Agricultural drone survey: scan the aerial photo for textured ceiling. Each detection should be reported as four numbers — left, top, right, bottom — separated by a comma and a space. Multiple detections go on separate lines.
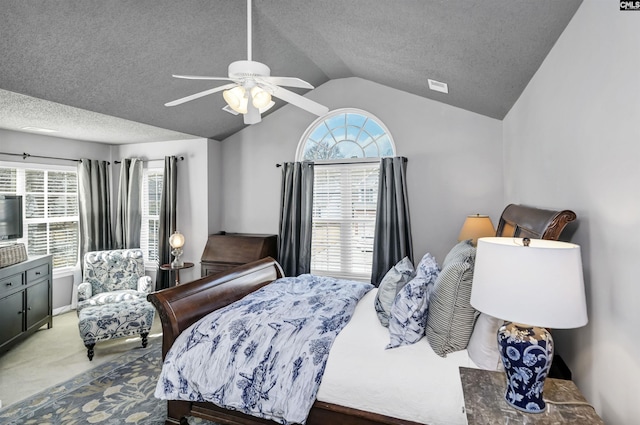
0, 0, 582, 144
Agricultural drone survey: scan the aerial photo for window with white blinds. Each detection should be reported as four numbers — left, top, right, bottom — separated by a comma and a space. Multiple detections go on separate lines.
0, 165, 79, 269
141, 168, 163, 266
311, 163, 380, 280
298, 108, 395, 281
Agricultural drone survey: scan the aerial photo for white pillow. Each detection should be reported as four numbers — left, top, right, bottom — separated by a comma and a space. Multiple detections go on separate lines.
374, 257, 415, 327
466, 313, 504, 371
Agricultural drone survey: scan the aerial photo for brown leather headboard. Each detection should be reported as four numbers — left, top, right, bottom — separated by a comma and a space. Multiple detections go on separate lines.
495, 204, 577, 241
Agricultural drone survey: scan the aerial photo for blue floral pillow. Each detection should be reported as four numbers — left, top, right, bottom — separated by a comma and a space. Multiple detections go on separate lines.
387, 253, 440, 349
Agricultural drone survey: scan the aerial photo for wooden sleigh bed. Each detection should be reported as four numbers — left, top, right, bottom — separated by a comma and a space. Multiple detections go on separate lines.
148, 204, 576, 425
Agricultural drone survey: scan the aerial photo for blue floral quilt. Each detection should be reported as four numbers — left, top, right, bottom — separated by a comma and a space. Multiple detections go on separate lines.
155, 274, 373, 424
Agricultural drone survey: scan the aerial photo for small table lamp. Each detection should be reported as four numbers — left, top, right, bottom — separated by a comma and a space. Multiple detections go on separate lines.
470, 237, 588, 414
169, 231, 185, 268
458, 214, 496, 245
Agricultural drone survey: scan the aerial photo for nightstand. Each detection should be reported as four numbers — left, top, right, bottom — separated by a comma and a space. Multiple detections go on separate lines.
159, 262, 194, 286
459, 367, 604, 424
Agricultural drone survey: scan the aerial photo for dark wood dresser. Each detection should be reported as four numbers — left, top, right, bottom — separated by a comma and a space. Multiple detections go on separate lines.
200, 233, 278, 277
0, 255, 53, 354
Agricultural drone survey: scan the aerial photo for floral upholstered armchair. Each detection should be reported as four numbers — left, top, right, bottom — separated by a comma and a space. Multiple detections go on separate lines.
77, 249, 153, 311
76, 249, 155, 360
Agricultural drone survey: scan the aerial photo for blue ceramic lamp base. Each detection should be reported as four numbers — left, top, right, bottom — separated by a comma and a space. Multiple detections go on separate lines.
498, 322, 554, 413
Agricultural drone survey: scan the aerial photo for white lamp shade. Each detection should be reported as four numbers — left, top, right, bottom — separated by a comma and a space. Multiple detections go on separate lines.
223, 86, 248, 114
169, 231, 185, 249
470, 237, 588, 329
458, 214, 495, 245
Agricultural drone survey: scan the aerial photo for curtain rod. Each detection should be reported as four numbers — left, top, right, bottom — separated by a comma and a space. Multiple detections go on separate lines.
275, 158, 408, 167
114, 156, 185, 165
0, 151, 88, 163
276, 159, 380, 167
1, 152, 186, 165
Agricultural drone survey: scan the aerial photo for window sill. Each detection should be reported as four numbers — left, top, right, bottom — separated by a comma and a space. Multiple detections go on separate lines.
311, 270, 372, 283
52, 266, 79, 279
145, 263, 159, 272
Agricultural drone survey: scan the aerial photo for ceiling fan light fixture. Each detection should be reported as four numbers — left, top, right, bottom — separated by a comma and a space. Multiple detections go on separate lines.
259, 100, 275, 114
165, 0, 329, 122
223, 86, 248, 114
236, 97, 249, 114
251, 86, 272, 109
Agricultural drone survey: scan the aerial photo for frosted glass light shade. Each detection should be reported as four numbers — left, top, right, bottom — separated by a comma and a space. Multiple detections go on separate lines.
259, 101, 275, 113
223, 86, 248, 114
251, 86, 272, 108
169, 231, 185, 249
470, 237, 588, 329
458, 214, 495, 245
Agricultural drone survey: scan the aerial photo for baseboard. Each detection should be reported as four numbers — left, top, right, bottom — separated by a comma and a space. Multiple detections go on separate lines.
53, 305, 73, 316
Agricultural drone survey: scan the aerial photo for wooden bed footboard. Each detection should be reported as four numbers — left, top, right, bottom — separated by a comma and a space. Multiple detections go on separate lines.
148, 256, 284, 358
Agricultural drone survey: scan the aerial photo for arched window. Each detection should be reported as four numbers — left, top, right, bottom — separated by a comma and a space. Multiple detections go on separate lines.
297, 109, 395, 161
297, 109, 395, 280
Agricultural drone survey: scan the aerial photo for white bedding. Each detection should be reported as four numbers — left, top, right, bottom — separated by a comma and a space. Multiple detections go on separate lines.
316, 289, 478, 425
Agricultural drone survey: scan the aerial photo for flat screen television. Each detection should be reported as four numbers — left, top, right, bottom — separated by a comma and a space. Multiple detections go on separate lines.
0, 195, 24, 241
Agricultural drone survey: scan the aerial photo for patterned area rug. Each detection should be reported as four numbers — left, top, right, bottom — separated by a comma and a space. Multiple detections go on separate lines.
0, 344, 219, 425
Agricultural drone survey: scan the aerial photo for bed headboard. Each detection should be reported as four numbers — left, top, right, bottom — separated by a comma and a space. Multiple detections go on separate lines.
495, 204, 576, 241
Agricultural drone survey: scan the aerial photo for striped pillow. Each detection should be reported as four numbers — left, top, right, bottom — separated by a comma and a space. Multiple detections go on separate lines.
425, 240, 479, 357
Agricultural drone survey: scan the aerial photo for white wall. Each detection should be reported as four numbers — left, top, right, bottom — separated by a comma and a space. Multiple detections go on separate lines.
221, 77, 503, 263
0, 129, 113, 310
0, 129, 113, 166
503, 1, 639, 423
1, 130, 222, 307
207, 141, 223, 232
116, 138, 222, 284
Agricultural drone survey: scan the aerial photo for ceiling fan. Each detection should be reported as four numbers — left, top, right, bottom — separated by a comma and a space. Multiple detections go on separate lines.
165, 0, 329, 125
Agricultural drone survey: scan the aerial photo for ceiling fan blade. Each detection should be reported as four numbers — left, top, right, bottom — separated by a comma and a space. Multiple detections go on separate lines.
165, 83, 237, 107
172, 74, 234, 81
270, 86, 329, 117
222, 104, 240, 115
244, 101, 261, 124
257, 76, 314, 89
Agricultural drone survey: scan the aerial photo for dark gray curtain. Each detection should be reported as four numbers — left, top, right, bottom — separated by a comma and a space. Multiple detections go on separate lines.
156, 156, 178, 290
77, 159, 113, 263
115, 158, 142, 249
371, 157, 413, 286
278, 162, 314, 277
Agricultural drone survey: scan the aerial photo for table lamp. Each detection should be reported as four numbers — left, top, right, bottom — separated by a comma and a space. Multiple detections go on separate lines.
470, 237, 587, 413
458, 214, 496, 245
169, 231, 185, 268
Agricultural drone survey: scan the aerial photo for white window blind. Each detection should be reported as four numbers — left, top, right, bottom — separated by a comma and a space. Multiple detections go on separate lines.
298, 109, 395, 281
0, 165, 79, 269
141, 168, 163, 265
311, 162, 379, 280
0, 167, 17, 192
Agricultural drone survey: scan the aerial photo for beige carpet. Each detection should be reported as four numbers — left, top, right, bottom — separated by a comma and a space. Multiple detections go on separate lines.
0, 310, 162, 408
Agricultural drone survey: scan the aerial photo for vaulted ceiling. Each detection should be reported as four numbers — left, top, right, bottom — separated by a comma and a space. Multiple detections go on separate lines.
0, 0, 582, 144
